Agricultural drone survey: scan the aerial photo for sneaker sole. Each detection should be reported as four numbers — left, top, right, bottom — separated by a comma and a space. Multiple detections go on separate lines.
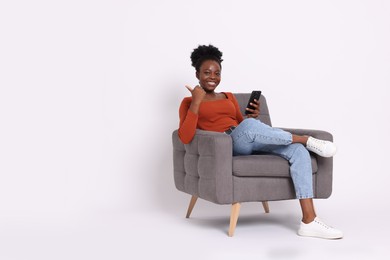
298, 230, 343, 239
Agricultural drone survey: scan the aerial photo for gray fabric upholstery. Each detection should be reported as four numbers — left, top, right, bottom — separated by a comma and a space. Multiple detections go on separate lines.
233, 154, 318, 177
172, 130, 233, 204
172, 93, 334, 205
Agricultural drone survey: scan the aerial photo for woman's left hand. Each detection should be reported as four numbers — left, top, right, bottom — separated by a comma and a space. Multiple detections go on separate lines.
246, 99, 260, 118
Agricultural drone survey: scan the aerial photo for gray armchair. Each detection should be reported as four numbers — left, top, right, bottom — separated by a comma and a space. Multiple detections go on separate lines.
172, 93, 333, 236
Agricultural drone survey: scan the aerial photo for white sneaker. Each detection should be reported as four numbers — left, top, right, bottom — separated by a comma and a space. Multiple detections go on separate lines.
306, 137, 337, 157
298, 217, 343, 239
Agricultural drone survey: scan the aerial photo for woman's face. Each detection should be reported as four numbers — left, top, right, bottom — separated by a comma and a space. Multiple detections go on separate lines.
196, 60, 221, 93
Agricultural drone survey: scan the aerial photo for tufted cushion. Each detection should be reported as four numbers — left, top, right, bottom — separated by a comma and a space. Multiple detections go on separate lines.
172, 130, 234, 204
232, 154, 318, 177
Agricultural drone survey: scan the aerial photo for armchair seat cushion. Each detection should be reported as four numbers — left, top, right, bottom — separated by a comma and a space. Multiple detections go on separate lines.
232, 154, 318, 178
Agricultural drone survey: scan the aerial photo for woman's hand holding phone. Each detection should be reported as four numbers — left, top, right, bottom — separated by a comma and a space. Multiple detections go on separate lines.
245, 90, 261, 118
246, 99, 260, 118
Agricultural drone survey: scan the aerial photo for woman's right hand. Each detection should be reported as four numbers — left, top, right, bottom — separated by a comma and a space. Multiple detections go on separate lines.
185, 85, 206, 104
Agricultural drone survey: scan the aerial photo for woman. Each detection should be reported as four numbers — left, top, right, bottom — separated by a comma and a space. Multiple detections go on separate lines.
178, 44, 343, 239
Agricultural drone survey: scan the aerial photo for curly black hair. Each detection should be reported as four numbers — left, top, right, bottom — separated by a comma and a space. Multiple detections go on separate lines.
190, 44, 223, 72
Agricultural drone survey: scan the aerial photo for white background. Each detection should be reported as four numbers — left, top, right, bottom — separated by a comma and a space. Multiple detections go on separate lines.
1, 0, 389, 259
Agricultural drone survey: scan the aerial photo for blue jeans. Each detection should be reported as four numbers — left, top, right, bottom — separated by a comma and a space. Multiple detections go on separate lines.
229, 118, 313, 199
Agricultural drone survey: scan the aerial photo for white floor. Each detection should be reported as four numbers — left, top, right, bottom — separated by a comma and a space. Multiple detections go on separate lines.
1, 196, 389, 260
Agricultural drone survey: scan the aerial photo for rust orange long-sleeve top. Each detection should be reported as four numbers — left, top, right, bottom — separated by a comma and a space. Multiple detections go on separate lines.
178, 92, 244, 144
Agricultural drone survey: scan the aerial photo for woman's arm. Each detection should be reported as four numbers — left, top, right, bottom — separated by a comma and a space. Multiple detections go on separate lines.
178, 85, 206, 144
178, 98, 198, 144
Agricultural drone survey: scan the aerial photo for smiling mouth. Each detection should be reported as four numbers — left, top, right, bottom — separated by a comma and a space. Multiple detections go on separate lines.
206, 81, 217, 86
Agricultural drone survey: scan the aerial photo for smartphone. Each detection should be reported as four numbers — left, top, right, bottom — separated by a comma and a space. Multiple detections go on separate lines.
245, 90, 262, 115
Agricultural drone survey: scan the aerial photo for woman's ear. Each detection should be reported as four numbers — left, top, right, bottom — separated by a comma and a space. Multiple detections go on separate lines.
196, 71, 199, 79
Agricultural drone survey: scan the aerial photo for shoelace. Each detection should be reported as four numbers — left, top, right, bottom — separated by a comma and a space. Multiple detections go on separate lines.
315, 219, 333, 229
308, 139, 326, 152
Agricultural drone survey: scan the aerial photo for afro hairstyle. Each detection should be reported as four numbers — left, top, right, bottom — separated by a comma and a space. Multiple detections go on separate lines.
190, 44, 223, 72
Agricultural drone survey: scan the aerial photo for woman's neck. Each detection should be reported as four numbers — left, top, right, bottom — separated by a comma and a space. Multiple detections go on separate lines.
203, 92, 226, 101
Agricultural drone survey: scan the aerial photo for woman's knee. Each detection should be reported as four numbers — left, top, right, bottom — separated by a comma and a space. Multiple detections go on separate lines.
290, 143, 311, 160
239, 118, 269, 131
240, 118, 257, 128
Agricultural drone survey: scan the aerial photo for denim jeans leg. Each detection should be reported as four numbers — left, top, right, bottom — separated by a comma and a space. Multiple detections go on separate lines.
262, 144, 314, 199
230, 118, 293, 156
230, 118, 313, 199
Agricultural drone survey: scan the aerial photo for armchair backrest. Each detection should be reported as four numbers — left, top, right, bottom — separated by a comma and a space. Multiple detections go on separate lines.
233, 93, 272, 126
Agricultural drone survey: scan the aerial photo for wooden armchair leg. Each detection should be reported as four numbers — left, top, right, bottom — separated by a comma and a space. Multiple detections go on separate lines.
262, 201, 270, 213
186, 195, 198, 218
228, 202, 241, 237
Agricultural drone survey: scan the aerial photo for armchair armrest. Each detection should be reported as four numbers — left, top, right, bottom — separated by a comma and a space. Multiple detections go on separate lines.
279, 127, 334, 198
172, 129, 234, 204
278, 127, 333, 142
